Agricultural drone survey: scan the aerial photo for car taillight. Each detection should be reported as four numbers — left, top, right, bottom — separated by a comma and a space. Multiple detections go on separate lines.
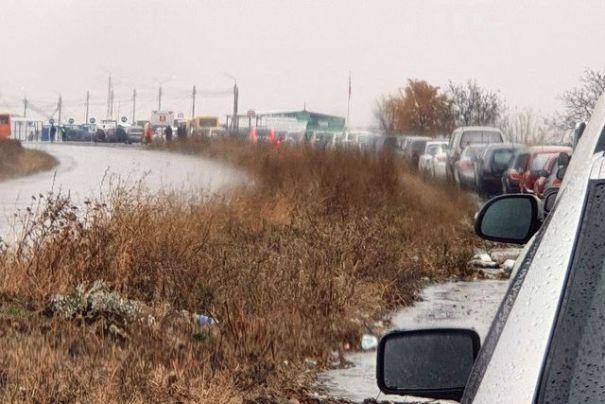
460, 160, 472, 170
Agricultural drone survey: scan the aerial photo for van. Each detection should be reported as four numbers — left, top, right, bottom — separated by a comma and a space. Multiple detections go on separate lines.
446, 126, 504, 183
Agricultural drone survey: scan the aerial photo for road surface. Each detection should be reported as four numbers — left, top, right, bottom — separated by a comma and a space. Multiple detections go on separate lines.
0, 142, 244, 241
318, 280, 509, 403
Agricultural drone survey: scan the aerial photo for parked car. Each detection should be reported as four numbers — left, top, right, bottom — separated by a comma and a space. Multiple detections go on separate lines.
402, 137, 431, 168
532, 154, 557, 198
375, 92, 605, 403
535, 152, 572, 198
374, 135, 400, 154
310, 131, 335, 150
501, 149, 530, 193
446, 126, 505, 183
430, 143, 449, 178
418, 141, 448, 173
453, 144, 487, 189
126, 126, 143, 143
474, 143, 525, 196
518, 145, 572, 193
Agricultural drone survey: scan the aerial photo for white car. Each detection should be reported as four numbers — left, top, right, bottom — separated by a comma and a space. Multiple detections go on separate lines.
375, 93, 603, 403
418, 141, 448, 174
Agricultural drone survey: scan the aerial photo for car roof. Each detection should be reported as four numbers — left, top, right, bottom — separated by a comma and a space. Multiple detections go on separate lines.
483, 142, 526, 151
458, 126, 503, 133
528, 145, 572, 154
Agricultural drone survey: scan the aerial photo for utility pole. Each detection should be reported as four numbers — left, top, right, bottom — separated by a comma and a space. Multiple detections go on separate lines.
158, 86, 162, 110
106, 74, 112, 119
85, 90, 90, 124
191, 85, 196, 120
23, 97, 28, 118
232, 83, 239, 129
132, 88, 136, 124
110, 88, 114, 119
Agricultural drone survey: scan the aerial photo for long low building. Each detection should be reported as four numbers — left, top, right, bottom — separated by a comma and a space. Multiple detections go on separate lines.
228, 109, 345, 137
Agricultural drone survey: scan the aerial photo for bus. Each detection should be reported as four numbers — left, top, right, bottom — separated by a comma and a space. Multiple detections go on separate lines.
188, 116, 222, 137
0, 113, 11, 140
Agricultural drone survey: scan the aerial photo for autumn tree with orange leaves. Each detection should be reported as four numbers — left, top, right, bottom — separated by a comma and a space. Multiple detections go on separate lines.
375, 79, 453, 136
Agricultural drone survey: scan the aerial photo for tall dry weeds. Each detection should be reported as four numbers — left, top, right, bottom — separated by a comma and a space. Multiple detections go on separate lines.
0, 139, 477, 402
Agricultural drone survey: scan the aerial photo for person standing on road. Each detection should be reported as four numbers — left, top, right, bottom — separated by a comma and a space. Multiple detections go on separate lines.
50, 124, 56, 142
143, 122, 153, 144
164, 125, 173, 143
177, 123, 186, 141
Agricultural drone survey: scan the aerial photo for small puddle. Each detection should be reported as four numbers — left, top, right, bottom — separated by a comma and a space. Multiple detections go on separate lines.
317, 280, 509, 403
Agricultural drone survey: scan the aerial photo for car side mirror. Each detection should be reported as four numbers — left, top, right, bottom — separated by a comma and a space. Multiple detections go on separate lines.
377, 329, 480, 402
475, 194, 542, 244
557, 152, 570, 167
556, 165, 567, 181
543, 188, 558, 215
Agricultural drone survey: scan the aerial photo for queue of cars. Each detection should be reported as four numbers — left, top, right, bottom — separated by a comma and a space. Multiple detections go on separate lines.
374, 95, 601, 404
407, 125, 574, 200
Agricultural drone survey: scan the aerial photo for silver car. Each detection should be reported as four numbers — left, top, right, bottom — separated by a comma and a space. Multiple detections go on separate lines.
376, 93, 605, 402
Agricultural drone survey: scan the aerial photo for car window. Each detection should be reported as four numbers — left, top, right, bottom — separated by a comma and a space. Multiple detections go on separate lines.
537, 181, 605, 403
492, 149, 514, 168
461, 131, 503, 145
514, 153, 529, 171
530, 153, 555, 171
426, 144, 441, 156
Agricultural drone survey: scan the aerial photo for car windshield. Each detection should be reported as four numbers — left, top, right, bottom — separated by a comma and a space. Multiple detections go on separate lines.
514, 153, 529, 171
492, 149, 514, 168
426, 144, 442, 156
530, 153, 556, 171
461, 131, 503, 145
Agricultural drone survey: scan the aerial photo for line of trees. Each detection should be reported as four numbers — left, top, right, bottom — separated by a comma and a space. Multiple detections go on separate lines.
376, 68, 605, 144
375, 79, 506, 136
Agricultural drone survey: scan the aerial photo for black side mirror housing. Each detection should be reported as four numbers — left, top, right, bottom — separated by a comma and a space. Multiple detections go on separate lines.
376, 328, 480, 402
556, 165, 567, 181
543, 188, 559, 215
475, 194, 542, 244
557, 152, 570, 167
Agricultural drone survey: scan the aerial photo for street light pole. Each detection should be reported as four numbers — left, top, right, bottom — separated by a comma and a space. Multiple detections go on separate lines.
232, 83, 239, 129
158, 86, 162, 111
191, 85, 196, 120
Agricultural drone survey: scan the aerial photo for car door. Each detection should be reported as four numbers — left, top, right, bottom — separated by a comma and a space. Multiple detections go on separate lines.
462, 96, 605, 403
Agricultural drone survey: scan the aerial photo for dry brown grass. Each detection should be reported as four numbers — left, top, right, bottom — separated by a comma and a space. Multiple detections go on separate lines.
0, 138, 478, 402
0, 139, 57, 180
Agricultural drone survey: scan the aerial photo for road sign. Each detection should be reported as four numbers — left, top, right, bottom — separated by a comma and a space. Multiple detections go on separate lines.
150, 110, 175, 126
49, 118, 55, 125
247, 109, 256, 118
68, 118, 75, 125
121, 116, 128, 123
89, 117, 96, 124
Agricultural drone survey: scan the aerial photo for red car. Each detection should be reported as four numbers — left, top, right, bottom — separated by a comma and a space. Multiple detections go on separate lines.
533, 154, 560, 198
519, 146, 572, 194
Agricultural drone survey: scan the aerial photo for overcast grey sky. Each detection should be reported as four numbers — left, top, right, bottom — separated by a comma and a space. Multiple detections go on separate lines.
1, 0, 604, 126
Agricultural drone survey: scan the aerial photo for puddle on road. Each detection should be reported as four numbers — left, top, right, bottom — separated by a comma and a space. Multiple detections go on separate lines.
317, 280, 509, 403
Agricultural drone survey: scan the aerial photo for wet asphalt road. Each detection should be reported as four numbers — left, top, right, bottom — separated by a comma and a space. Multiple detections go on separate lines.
318, 280, 509, 403
0, 142, 244, 241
